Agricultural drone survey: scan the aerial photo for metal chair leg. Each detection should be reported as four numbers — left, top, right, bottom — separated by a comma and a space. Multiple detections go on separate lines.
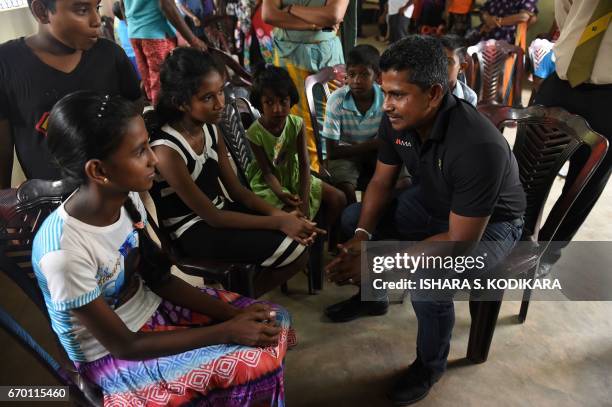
518, 264, 537, 323
307, 237, 324, 294
518, 293, 531, 323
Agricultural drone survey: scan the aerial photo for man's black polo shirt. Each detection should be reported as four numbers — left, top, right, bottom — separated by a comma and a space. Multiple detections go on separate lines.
378, 93, 526, 222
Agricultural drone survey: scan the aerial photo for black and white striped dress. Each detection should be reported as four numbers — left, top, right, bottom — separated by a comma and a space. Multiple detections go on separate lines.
150, 123, 306, 268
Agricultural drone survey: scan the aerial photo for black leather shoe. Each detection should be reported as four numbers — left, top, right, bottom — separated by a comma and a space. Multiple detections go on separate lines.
324, 294, 388, 322
388, 359, 439, 405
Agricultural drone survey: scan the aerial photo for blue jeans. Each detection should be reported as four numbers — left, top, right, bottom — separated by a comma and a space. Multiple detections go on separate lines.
341, 186, 523, 375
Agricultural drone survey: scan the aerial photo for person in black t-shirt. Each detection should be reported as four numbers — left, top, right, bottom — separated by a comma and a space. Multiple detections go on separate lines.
325, 35, 526, 405
0, 0, 142, 188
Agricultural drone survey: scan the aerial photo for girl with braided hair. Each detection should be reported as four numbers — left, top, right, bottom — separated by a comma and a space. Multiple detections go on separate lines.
32, 90, 294, 406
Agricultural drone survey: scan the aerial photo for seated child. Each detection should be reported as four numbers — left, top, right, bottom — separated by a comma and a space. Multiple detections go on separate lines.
440, 35, 478, 106
150, 48, 324, 264
33, 90, 293, 406
246, 64, 346, 225
321, 45, 384, 204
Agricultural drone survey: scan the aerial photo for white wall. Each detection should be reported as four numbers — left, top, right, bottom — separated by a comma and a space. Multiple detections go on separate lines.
0, 7, 37, 42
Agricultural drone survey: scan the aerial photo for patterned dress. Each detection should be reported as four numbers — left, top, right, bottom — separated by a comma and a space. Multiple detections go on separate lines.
245, 3, 275, 70
480, 0, 538, 44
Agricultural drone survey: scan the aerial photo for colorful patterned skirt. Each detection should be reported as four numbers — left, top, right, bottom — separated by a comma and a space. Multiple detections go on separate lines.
76, 288, 296, 406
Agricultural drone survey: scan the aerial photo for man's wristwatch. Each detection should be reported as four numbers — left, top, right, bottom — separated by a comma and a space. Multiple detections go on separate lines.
355, 227, 372, 240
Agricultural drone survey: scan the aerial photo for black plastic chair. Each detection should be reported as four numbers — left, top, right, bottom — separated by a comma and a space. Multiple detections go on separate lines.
466, 105, 609, 363
0, 179, 102, 406
467, 40, 525, 107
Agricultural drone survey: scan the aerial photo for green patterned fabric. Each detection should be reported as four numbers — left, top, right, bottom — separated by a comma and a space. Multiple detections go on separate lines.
246, 114, 322, 219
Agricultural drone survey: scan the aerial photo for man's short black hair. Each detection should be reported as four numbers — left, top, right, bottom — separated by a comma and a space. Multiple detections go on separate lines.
28, 0, 56, 12
379, 35, 448, 93
440, 34, 468, 61
347, 44, 381, 73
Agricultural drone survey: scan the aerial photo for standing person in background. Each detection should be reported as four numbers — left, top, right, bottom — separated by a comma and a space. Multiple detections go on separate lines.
245, 0, 275, 69
341, 0, 358, 55
535, 0, 612, 276
263, 0, 349, 174
357, 0, 365, 37
376, 0, 389, 43
227, 0, 256, 59
122, 0, 207, 105
479, 0, 538, 44
387, 0, 413, 43
112, 1, 140, 79
445, 0, 473, 36
0, 0, 141, 188
177, 0, 215, 40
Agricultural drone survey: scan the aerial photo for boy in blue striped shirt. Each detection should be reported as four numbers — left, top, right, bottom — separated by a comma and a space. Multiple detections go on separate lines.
322, 45, 384, 204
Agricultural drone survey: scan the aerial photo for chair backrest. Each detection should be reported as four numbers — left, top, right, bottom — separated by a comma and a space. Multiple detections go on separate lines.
235, 96, 261, 130
0, 179, 102, 406
304, 64, 346, 164
467, 40, 525, 107
219, 87, 257, 187
0, 180, 76, 314
477, 105, 609, 245
463, 52, 478, 94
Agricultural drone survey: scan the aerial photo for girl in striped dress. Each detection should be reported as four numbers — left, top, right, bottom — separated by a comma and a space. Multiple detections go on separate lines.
149, 47, 325, 266
33, 90, 295, 406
